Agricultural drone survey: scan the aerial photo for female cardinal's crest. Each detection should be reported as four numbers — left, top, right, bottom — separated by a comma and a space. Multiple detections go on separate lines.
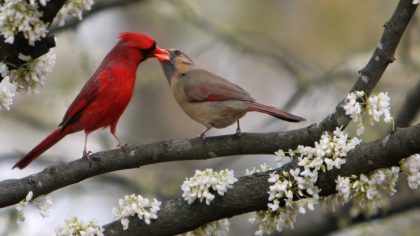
119, 32, 155, 50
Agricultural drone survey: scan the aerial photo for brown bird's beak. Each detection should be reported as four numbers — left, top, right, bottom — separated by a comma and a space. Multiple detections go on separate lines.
154, 47, 170, 62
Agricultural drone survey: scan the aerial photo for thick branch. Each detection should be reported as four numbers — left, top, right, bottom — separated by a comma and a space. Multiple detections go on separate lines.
303, 0, 417, 132
394, 79, 420, 128
0, 130, 315, 208
0, 0, 416, 210
101, 124, 420, 236
0, 0, 66, 82
50, 0, 146, 33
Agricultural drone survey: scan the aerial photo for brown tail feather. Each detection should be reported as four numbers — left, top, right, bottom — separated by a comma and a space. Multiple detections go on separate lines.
13, 128, 66, 169
246, 102, 306, 122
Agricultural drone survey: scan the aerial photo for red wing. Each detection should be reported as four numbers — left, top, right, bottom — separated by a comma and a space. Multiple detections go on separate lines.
184, 70, 255, 102
59, 69, 109, 128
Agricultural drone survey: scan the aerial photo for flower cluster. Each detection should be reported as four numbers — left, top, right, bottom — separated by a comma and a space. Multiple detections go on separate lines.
336, 167, 399, 217
183, 219, 230, 236
343, 91, 393, 135
367, 92, 392, 123
112, 194, 161, 230
400, 154, 420, 190
16, 191, 53, 224
0, 87, 14, 110
267, 171, 295, 211
308, 128, 360, 170
7, 50, 56, 94
55, 216, 103, 236
343, 91, 365, 122
36, 194, 53, 218
0, 0, 49, 45
279, 127, 360, 175
245, 163, 273, 176
249, 203, 298, 236
181, 169, 238, 205
249, 127, 360, 235
16, 191, 33, 224
0, 62, 9, 77
266, 170, 318, 211
55, 0, 94, 26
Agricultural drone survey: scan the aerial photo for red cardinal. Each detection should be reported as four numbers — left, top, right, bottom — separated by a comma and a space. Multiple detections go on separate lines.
154, 49, 306, 138
13, 32, 167, 169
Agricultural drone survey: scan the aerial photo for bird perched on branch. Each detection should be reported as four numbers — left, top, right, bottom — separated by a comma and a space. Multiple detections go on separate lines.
13, 32, 167, 169
154, 49, 305, 139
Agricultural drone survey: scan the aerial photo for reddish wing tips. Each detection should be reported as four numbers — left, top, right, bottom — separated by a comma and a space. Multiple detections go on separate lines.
154, 47, 170, 62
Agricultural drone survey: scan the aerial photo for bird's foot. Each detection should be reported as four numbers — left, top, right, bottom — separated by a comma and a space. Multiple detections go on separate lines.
83, 150, 93, 168
235, 120, 241, 136
83, 150, 93, 160
117, 143, 128, 149
199, 125, 212, 141
117, 143, 128, 155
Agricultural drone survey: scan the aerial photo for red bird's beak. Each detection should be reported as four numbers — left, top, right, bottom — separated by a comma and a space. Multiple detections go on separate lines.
154, 47, 170, 62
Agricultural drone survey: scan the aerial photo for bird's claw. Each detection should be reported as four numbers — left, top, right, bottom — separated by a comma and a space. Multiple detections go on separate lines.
199, 133, 206, 141
235, 128, 241, 136
117, 143, 128, 151
83, 150, 93, 160
83, 150, 93, 167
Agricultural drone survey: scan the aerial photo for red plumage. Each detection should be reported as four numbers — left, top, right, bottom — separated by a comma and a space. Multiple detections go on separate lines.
13, 32, 159, 169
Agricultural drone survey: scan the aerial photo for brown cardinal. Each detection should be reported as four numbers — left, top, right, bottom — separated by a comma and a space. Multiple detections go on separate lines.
154, 49, 306, 138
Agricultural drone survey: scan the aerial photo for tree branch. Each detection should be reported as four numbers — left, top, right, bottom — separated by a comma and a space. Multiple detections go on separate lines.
101, 124, 420, 236
0, 0, 66, 82
50, 0, 147, 33
394, 79, 420, 128
0, 130, 323, 208
0, 0, 416, 211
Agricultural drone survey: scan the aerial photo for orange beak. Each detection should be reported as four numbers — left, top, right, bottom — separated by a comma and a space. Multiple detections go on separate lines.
154, 47, 170, 62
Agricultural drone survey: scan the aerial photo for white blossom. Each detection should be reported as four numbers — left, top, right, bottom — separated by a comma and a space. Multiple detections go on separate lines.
267, 172, 293, 209
112, 194, 161, 230
250, 204, 299, 235
335, 167, 400, 217
366, 92, 392, 124
55, 216, 104, 236
16, 191, 53, 224
16, 191, 33, 224
336, 176, 351, 201
400, 154, 420, 190
266, 127, 359, 224
0, 0, 49, 45
343, 91, 394, 135
343, 91, 364, 122
55, 0, 94, 26
245, 163, 273, 176
182, 219, 230, 236
37, 195, 53, 218
0, 87, 14, 110
181, 169, 238, 205
413, 0, 420, 5
259, 127, 361, 235
0, 62, 9, 77
274, 150, 292, 168
8, 50, 56, 94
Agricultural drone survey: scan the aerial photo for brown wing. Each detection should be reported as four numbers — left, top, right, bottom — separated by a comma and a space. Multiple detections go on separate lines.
183, 69, 255, 102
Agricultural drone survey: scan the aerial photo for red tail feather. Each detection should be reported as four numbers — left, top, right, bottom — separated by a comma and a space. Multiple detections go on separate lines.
246, 102, 305, 122
13, 128, 67, 169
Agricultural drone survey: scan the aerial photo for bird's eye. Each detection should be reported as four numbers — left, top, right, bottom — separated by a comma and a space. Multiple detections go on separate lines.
174, 50, 181, 56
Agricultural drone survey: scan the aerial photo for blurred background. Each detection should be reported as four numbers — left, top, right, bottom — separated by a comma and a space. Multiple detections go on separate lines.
1, 0, 420, 235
